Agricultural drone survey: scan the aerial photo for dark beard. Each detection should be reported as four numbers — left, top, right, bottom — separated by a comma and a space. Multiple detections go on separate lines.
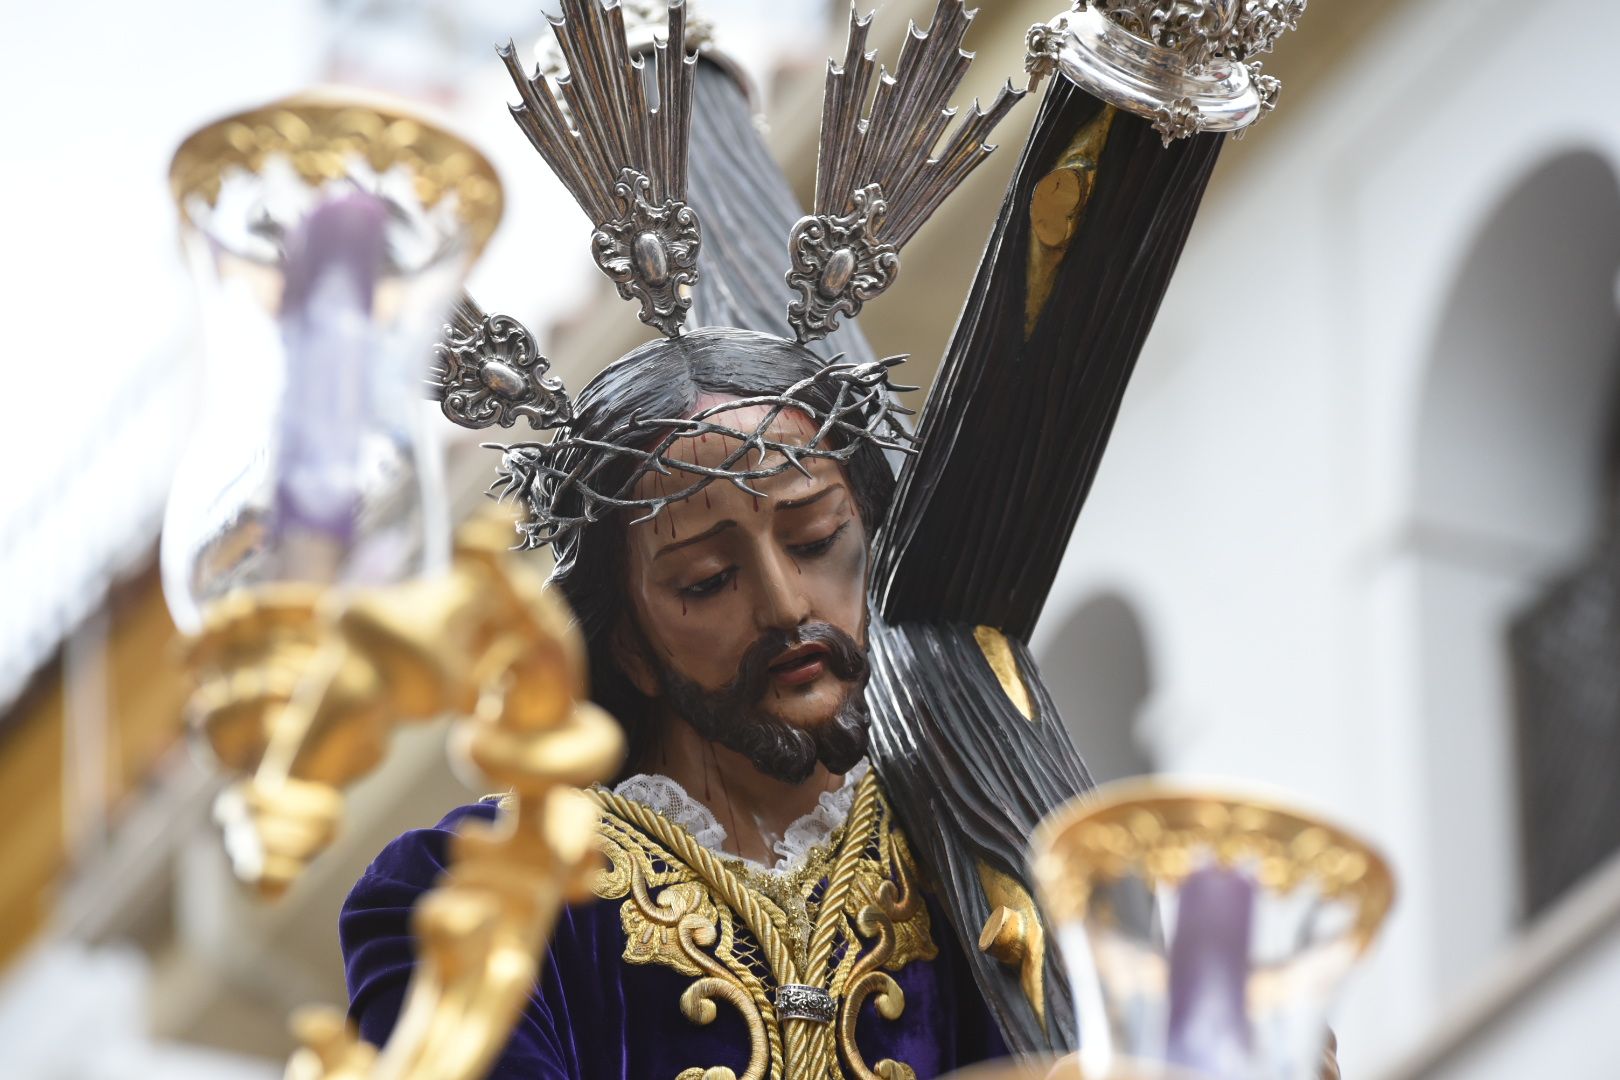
654, 623, 871, 785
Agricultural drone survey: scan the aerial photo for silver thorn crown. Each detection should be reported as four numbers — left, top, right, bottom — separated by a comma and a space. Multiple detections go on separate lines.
422, 298, 922, 554
492, 355, 920, 552
787, 0, 1026, 343
500, 0, 701, 337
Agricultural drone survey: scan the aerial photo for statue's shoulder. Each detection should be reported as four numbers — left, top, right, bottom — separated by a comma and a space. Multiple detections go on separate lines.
349, 800, 503, 901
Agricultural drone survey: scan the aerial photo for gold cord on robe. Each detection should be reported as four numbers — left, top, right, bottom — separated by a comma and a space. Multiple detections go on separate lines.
590, 773, 938, 1079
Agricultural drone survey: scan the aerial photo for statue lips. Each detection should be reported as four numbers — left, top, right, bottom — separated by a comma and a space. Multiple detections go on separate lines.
768, 642, 831, 687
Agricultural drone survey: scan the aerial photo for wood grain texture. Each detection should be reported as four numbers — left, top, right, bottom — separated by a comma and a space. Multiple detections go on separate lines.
862, 79, 1224, 1055
867, 618, 1093, 1053
872, 79, 1224, 639
685, 62, 876, 367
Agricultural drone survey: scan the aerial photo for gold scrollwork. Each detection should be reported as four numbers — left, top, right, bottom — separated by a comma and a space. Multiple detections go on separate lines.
674, 912, 771, 1080
835, 878, 918, 1080
596, 809, 783, 1078
592, 775, 938, 1080
828, 793, 933, 1080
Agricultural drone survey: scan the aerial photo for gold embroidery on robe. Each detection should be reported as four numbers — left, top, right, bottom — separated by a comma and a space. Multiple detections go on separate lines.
588, 773, 937, 1080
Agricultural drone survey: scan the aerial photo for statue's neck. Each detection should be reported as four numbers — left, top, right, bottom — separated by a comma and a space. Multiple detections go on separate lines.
646, 719, 842, 868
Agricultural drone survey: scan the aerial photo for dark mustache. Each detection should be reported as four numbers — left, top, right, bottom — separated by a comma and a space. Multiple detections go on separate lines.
715, 623, 868, 708
652, 621, 872, 784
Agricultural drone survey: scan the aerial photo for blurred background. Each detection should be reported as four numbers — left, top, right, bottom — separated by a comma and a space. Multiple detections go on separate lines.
1, 0, 1617, 1076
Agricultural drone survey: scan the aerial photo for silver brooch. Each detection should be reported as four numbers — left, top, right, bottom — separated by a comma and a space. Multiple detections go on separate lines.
775, 984, 836, 1025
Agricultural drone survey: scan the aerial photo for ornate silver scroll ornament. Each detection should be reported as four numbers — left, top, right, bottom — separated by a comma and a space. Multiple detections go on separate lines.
775, 984, 837, 1025
1028, 0, 1307, 146
592, 169, 702, 337
786, 0, 1027, 343
499, 0, 701, 338
430, 296, 573, 431
786, 185, 899, 342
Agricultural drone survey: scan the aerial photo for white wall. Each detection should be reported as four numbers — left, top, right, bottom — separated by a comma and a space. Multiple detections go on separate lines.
1034, 0, 1620, 1074
1428, 920, 1620, 1080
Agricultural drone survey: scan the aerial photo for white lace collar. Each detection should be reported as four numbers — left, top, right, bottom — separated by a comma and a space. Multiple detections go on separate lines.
610, 760, 870, 877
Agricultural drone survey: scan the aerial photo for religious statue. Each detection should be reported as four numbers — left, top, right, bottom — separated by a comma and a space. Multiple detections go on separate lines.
339, 1, 1310, 1076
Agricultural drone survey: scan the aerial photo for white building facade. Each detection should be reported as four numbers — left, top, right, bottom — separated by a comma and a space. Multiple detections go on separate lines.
1033, 0, 1620, 1074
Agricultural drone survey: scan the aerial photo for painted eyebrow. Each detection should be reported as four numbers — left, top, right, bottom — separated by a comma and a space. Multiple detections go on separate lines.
653, 519, 737, 561
651, 483, 845, 560
776, 483, 845, 511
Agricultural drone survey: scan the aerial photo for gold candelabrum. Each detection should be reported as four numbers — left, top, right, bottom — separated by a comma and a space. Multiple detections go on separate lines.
191, 518, 625, 1080
166, 91, 623, 1080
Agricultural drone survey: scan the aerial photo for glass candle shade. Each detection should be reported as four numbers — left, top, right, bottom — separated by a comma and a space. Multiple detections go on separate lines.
1032, 782, 1394, 1080
162, 93, 502, 633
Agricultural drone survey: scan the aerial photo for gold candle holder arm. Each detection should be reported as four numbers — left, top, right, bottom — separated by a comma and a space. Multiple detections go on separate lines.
277, 519, 624, 1080
212, 517, 585, 895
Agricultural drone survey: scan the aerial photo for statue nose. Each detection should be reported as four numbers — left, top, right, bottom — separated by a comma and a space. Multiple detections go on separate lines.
756, 549, 811, 630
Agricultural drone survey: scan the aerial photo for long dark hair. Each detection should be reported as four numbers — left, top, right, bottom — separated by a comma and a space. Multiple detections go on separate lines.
546, 326, 896, 778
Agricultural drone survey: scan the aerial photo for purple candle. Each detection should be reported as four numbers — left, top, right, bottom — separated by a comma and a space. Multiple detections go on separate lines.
272, 193, 390, 552
1166, 866, 1256, 1077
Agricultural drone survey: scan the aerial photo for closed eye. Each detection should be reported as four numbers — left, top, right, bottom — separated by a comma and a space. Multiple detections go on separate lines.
788, 521, 850, 559
679, 568, 734, 598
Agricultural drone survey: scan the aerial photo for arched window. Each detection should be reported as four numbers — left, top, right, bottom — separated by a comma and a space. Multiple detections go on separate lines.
1412, 149, 1620, 942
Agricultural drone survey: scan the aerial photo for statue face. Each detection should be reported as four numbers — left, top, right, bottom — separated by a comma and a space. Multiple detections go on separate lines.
616, 399, 871, 779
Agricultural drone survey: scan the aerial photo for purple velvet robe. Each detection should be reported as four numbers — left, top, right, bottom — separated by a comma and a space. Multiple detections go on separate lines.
342, 800, 1009, 1078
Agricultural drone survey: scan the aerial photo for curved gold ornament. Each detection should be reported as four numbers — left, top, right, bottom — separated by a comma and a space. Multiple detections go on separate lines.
1024, 106, 1116, 340
834, 876, 920, 1080
975, 861, 1046, 1033
186, 510, 623, 1080
171, 92, 503, 254
644, 866, 772, 1080
287, 563, 621, 1080
190, 516, 582, 894
184, 585, 326, 776
594, 801, 787, 1078
674, 913, 770, 1080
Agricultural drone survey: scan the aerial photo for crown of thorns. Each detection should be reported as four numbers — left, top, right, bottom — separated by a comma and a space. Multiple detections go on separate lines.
491, 350, 915, 551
